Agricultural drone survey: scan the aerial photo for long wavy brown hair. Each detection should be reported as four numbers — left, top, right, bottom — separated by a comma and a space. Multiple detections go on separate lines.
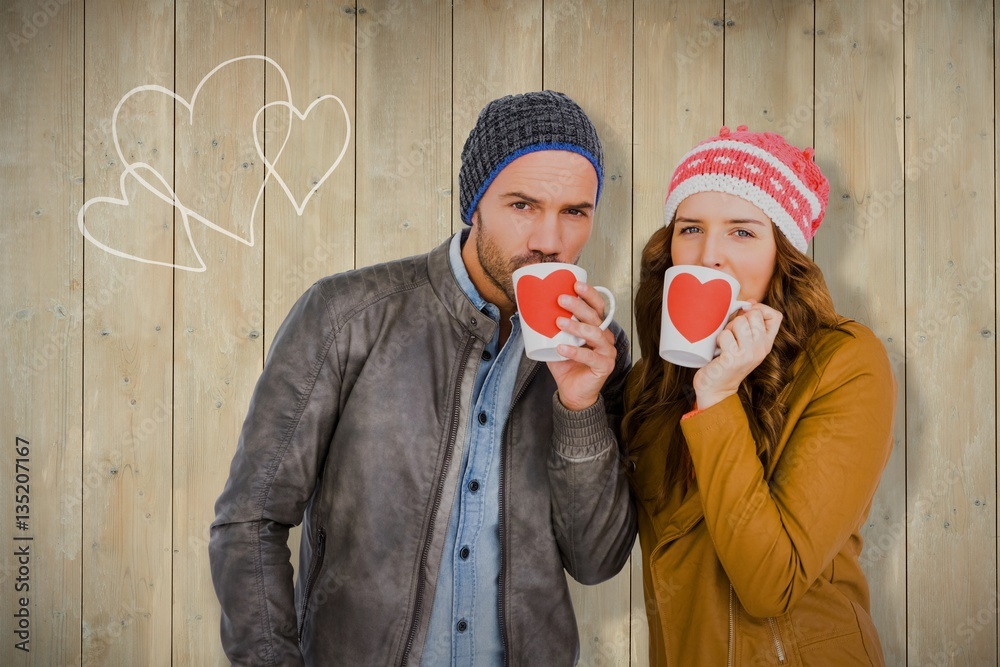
622, 221, 840, 506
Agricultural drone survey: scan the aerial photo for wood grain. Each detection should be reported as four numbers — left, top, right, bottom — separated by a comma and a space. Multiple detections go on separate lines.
725, 0, 815, 150
355, 0, 452, 265
813, 1, 907, 662
0, 1, 83, 664
81, 1, 175, 664
905, 1, 996, 664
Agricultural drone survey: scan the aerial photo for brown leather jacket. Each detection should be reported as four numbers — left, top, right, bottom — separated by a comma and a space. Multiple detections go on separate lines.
209, 238, 636, 666
630, 320, 895, 666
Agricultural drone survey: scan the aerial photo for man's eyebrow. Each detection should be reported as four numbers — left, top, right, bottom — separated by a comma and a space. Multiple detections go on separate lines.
500, 191, 542, 204
500, 191, 594, 210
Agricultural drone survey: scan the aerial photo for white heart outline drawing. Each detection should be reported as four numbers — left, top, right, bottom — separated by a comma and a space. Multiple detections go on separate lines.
251, 95, 352, 216
109, 54, 294, 248
77, 163, 207, 272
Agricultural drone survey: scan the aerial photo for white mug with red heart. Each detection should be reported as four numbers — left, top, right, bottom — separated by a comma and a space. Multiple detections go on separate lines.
512, 263, 616, 362
659, 265, 751, 368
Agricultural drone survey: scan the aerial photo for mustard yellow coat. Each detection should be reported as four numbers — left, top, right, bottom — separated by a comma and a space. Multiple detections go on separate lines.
631, 320, 896, 666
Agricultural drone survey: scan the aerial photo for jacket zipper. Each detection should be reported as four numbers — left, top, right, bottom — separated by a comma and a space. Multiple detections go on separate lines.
727, 584, 735, 667
727, 585, 788, 666
497, 363, 540, 667
766, 616, 787, 664
399, 335, 475, 666
298, 527, 327, 644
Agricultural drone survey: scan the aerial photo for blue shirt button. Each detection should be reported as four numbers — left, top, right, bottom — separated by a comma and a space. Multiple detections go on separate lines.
457, 619, 468, 633
468, 480, 480, 493
478, 412, 488, 425
460, 546, 470, 560
482, 350, 492, 360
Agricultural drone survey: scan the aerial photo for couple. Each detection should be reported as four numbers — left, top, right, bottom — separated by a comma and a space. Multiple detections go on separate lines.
209, 91, 895, 666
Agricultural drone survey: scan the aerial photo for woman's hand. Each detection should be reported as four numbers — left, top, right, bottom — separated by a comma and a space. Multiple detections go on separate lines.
693, 301, 782, 410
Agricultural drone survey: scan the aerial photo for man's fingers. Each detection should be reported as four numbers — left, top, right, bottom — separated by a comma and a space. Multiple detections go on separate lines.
558, 283, 607, 327
555, 316, 615, 351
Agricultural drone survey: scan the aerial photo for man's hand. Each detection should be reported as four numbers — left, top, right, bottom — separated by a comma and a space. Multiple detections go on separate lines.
547, 281, 618, 411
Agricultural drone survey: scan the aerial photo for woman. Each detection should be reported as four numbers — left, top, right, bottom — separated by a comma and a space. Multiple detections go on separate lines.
624, 126, 895, 666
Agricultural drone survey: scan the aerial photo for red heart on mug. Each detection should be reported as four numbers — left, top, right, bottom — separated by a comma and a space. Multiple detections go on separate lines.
666, 273, 733, 343
516, 269, 577, 337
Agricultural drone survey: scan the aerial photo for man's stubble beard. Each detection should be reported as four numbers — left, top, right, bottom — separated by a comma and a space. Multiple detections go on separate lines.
474, 210, 559, 304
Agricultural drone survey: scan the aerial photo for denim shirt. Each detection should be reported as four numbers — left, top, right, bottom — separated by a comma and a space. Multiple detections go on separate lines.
421, 231, 523, 666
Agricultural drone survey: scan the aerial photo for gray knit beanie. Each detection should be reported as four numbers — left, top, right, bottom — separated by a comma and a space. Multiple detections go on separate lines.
459, 90, 604, 224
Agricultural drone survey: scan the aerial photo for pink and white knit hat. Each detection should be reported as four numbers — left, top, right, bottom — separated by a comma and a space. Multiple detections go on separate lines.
663, 125, 830, 253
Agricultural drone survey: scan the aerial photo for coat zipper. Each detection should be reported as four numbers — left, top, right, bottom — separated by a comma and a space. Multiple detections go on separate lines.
497, 363, 540, 667
728, 585, 788, 666
766, 616, 787, 664
727, 584, 735, 667
298, 527, 327, 644
399, 335, 475, 666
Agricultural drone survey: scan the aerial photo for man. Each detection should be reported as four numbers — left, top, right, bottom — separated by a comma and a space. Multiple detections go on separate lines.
209, 90, 635, 666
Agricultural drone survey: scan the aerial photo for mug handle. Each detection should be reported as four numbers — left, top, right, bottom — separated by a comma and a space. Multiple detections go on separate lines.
593, 286, 616, 330
711, 300, 754, 358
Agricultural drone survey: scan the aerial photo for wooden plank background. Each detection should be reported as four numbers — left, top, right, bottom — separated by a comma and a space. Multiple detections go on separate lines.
0, 0, 994, 665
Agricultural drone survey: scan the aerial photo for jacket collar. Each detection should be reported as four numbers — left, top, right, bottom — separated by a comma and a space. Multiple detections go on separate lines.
428, 233, 543, 390
426, 234, 498, 345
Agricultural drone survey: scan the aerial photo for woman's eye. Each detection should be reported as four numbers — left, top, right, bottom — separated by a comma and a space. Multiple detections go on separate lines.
734, 229, 755, 238
678, 225, 700, 234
